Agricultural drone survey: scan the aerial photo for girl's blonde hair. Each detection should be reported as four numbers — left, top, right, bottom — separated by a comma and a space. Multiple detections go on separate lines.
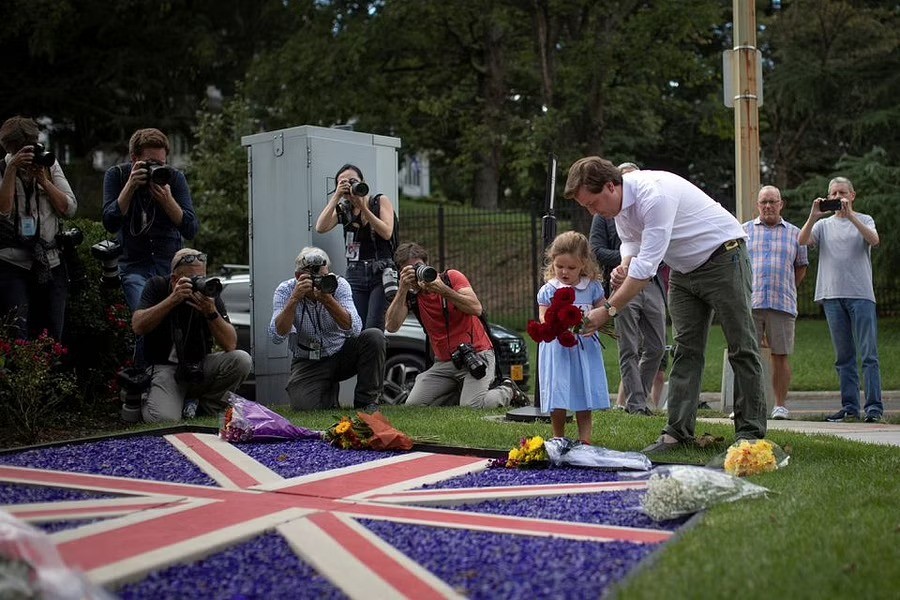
542, 231, 601, 282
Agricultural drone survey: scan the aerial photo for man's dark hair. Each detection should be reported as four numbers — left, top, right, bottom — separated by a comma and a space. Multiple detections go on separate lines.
564, 156, 622, 199
0, 116, 39, 154
394, 242, 429, 266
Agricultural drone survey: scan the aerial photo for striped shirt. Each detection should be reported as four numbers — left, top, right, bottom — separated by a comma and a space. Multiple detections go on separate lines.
742, 217, 808, 316
268, 276, 361, 358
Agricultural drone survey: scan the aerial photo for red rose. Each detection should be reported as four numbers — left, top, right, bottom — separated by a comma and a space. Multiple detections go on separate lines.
544, 306, 559, 329
540, 323, 557, 343
526, 320, 543, 343
557, 330, 578, 347
552, 287, 575, 306
558, 304, 583, 329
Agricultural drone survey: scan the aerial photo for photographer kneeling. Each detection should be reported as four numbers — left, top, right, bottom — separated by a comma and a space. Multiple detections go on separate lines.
132, 248, 252, 423
385, 243, 528, 408
269, 247, 385, 410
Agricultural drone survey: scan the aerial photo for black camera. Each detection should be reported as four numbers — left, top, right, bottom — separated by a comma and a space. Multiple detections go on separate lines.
382, 266, 399, 301
91, 239, 123, 288
142, 160, 174, 186
189, 275, 223, 297
819, 198, 842, 212
117, 366, 151, 423
55, 227, 86, 290
349, 179, 369, 196
299, 254, 338, 294
416, 264, 438, 283
32, 143, 56, 168
451, 343, 487, 379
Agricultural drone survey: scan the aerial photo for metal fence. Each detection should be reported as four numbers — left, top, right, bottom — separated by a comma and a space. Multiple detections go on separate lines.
400, 203, 899, 328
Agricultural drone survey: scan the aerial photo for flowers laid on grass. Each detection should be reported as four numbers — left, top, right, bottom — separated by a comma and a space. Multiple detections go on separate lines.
526, 286, 615, 348
723, 439, 779, 477
492, 436, 550, 468
220, 394, 319, 443
641, 465, 770, 521
323, 411, 413, 451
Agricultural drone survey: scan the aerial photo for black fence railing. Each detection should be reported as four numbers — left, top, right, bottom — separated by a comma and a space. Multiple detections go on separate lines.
400, 203, 898, 327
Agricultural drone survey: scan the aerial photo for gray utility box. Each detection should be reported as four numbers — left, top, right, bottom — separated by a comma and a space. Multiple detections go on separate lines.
241, 125, 401, 407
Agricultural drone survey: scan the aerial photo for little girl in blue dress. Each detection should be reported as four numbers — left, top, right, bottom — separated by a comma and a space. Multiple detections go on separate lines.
537, 231, 610, 443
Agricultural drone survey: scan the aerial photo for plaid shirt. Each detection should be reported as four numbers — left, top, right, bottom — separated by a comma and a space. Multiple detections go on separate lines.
268, 276, 361, 358
742, 218, 808, 316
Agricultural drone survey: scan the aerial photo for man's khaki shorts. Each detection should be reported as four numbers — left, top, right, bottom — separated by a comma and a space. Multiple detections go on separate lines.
752, 308, 796, 355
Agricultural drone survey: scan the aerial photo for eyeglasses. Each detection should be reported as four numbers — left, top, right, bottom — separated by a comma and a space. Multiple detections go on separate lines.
174, 253, 207, 268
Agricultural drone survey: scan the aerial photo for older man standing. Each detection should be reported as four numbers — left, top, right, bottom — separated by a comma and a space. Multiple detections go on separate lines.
565, 156, 767, 453
743, 186, 808, 420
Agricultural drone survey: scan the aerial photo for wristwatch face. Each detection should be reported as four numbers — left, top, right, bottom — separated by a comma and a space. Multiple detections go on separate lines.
605, 302, 616, 317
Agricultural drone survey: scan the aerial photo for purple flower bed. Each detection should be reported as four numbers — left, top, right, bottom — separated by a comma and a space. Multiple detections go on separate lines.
35, 519, 106, 534
360, 520, 654, 600
238, 439, 402, 478
116, 531, 347, 600
0, 435, 677, 599
0, 438, 216, 486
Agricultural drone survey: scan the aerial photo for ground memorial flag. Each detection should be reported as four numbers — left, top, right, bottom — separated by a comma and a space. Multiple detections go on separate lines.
1, 432, 682, 598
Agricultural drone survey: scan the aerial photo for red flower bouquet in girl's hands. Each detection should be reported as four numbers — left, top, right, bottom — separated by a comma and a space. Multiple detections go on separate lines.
526, 287, 588, 348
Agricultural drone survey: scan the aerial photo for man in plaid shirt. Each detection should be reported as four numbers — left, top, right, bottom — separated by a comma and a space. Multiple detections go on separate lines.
742, 186, 808, 420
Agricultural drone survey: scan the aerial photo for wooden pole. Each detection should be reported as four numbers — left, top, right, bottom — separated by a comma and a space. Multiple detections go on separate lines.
732, 0, 760, 222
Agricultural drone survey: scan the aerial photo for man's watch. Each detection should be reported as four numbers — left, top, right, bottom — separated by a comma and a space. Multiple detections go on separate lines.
206, 311, 220, 322
604, 301, 617, 318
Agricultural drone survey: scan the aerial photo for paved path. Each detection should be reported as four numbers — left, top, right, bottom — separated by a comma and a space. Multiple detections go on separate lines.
697, 417, 900, 447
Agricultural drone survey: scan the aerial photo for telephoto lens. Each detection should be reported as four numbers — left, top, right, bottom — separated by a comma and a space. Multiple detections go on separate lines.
313, 273, 339, 294
190, 275, 223, 297
382, 267, 399, 301
32, 143, 56, 167
350, 180, 369, 196
415, 264, 438, 283
146, 162, 174, 186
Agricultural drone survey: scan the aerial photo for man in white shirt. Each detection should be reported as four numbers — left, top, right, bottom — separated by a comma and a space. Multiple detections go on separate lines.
565, 156, 767, 453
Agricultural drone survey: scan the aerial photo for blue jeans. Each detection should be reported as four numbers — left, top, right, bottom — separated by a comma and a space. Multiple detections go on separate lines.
346, 261, 389, 330
822, 298, 883, 417
0, 260, 68, 340
120, 257, 173, 311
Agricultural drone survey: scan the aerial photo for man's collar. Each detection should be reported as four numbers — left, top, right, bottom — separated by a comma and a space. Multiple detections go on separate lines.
754, 216, 785, 226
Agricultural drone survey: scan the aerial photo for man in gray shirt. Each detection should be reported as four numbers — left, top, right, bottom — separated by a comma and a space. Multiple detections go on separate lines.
798, 177, 882, 422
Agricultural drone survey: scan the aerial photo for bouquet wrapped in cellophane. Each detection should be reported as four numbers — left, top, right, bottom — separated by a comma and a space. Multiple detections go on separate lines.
219, 393, 320, 443
323, 411, 414, 451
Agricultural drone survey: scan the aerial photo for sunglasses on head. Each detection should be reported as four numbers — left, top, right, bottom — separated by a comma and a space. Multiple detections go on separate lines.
174, 253, 207, 268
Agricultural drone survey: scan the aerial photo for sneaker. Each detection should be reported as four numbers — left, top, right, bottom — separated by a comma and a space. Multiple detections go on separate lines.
641, 434, 682, 454
728, 411, 735, 420
771, 406, 790, 420
182, 399, 199, 419
864, 413, 883, 423
502, 378, 530, 408
698, 402, 713, 410
613, 405, 627, 411
825, 409, 861, 422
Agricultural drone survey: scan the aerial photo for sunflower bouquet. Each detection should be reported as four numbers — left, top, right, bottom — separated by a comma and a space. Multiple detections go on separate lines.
323, 411, 414, 451
723, 439, 780, 477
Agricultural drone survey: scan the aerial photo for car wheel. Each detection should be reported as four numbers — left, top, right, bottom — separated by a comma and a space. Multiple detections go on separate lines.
382, 353, 427, 405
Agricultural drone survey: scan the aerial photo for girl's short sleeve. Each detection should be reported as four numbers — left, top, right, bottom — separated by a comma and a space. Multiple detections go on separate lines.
537, 283, 555, 306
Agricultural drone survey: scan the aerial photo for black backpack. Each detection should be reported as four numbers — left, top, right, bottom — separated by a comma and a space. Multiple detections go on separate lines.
370, 193, 400, 253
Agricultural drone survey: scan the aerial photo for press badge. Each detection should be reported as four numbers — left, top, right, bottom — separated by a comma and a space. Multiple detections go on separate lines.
308, 341, 321, 361
345, 232, 360, 261
19, 216, 36, 237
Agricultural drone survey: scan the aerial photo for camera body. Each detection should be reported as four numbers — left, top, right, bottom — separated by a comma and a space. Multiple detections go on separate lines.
32, 143, 56, 167
382, 266, 399, 301
299, 254, 338, 294
415, 264, 438, 283
819, 198, 842, 212
90, 239, 124, 287
451, 343, 487, 379
55, 227, 86, 290
337, 197, 354, 226
189, 275, 223, 297
141, 160, 174, 186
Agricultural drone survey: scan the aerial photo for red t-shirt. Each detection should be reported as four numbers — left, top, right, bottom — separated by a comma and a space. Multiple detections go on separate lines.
414, 270, 492, 362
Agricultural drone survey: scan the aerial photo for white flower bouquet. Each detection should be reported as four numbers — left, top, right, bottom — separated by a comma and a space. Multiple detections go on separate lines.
640, 465, 771, 521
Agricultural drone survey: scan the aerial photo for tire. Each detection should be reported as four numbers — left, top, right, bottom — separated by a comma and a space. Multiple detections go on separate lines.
382, 352, 427, 405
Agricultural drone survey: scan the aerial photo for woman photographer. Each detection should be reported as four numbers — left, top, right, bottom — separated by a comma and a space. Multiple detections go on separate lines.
0, 116, 77, 340
315, 163, 397, 330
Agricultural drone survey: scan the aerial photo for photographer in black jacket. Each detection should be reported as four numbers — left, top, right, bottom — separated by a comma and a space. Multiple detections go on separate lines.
132, 248, 251, 422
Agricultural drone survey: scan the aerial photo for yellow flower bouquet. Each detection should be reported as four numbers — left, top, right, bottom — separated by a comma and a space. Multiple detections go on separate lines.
723, 439, 782, 477
493, 436, 550, 469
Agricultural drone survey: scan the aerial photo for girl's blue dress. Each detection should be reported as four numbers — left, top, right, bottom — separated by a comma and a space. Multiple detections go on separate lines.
537, 277, 610, 412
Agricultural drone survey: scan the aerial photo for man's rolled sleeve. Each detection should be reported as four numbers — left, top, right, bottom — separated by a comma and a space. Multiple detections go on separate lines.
269, 280, 295, 344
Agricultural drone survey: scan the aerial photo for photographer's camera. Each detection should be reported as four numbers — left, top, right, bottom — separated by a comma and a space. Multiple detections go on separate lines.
91, 239, 123, 287
55, 227, 86, 290
451, 343, 487, 379
32, 143, 56, 167
143, 160, 174, 186
117, 366, 151, 423
415, 264, 438, 283
189, 275, 223, 297
349, 179, 369, 196
819, 198, 842, 212
382, 266, 399, 301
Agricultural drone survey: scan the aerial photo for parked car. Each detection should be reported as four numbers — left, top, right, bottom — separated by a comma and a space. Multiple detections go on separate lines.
218, 267, 530, 404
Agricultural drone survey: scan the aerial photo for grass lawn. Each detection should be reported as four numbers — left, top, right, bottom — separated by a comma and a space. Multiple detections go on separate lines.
524, 316, 900, 393
176, 406, 900, 599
